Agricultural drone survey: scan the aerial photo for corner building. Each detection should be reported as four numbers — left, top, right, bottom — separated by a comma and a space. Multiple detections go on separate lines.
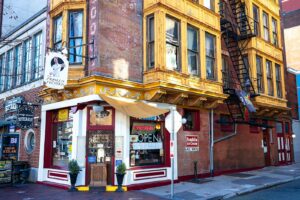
38, 0, 293, 189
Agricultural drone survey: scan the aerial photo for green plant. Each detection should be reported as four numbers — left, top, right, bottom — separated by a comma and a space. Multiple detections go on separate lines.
116, 163, 126, 174
68, 159, 80, 174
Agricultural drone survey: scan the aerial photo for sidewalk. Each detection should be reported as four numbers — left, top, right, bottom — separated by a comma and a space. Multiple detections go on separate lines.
142, 163, 300, 200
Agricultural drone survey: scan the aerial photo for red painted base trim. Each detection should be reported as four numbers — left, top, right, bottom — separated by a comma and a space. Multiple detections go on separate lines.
127, 180, 179, 191
36, 181, 69, 190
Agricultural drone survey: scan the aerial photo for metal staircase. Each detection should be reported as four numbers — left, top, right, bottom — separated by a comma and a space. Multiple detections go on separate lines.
220, 0, 257, 123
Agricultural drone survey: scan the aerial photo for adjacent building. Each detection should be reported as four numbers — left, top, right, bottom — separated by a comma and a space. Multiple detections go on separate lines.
282, 0, 300, 163
0, 3, 47, 182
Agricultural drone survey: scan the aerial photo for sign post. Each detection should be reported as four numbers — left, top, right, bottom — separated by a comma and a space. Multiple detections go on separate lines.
165, 107, 182, 199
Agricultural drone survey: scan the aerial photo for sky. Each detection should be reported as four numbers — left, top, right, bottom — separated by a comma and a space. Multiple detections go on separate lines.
2, 0, 47, 37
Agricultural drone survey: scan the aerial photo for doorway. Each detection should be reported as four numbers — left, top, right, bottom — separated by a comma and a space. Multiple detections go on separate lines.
263, 129, 271, 166
87, 130, 114, 187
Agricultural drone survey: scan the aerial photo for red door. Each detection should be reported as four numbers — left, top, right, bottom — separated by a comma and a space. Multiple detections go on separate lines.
263, 129, 271, 166
276, 122, 286, 165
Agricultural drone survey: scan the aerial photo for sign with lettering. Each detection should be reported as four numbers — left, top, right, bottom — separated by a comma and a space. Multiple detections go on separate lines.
44, 52, 69, 89
185, 135, 199, 152
0, 160, 12, 185
58, 109, 69, 122
1, 134, 19, 161
4, 97, 24, 113
16, 104, 34, 129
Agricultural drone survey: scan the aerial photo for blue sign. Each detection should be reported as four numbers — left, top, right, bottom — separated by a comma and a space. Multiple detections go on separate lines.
115, 160, 122, 167
88, 156, 96, 163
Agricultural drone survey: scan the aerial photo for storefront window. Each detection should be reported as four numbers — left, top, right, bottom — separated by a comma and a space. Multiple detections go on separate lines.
130, 119, 164, 167
52, 108, 73, 169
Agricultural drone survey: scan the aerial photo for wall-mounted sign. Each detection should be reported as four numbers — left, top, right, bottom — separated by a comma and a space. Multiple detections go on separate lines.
16, 105, 34, 129
185, 135, 199, 152
4, 97, 24, 113
1, 134, 19, 161
115, 136, 123, 159
58, 109, 69, 122
44, 52, 69, 89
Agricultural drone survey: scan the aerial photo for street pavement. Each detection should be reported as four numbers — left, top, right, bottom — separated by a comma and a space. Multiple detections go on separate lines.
0, 184, 167, 200
142, 163, 300, 199
229, 178, 300, 200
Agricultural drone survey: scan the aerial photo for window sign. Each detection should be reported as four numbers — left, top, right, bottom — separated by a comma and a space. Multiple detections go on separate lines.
130, 122, 164, 167
1, 134, 19, 161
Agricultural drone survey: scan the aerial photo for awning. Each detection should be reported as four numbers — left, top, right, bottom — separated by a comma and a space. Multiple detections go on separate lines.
0, 120, 15, 127
99, 94, 169, 118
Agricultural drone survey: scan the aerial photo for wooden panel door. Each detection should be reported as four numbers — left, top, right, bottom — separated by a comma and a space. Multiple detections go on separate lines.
277, 135, 286, 164
90, 163, 107, 187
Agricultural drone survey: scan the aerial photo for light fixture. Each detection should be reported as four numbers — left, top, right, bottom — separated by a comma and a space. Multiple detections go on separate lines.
182, 118, 187, 125
156, 123, 161, 130
292, 134, 296, 138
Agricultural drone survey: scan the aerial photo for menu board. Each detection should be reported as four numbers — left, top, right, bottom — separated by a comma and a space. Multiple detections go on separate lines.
0, 160, 12, 185
1, 134, 19, 161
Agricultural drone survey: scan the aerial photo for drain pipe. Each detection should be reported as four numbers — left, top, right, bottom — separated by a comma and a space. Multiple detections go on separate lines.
209, 109, 214, 177
214, 124, 237, 144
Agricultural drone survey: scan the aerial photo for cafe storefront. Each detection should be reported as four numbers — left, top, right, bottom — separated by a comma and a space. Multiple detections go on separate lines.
37, 94, 176, 189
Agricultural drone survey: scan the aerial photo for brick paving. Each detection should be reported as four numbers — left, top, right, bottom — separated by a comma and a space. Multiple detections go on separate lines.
0, 184, 167, 200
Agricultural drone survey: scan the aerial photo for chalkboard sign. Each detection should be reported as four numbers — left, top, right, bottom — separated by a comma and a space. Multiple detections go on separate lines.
1, 134, 19, 161
0, 160, 12, 185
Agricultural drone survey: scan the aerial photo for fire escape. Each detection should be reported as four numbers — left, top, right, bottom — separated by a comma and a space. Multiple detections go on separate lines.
220, 0, 257, 123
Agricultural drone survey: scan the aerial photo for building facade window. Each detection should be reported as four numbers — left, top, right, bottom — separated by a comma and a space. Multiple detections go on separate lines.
23, 39, 32, 83
130, 118, 165, 167
15, 44, 22, 86
272, 18, 278, 47
256, 55, 264, 93
25, 130, 35, 154
266, 60, 273, 96
253, 5, 260, 36
205, 32, 216, 80
33, 32, 43, 80
0, 55, 5, 92
183, 109, 200, 131
147, 15, 155, 69
263, 12, 270, 41
204, 0, 215, 11
166, 16, 180, 71
69, 11, 83, 64
52, 108, 73, 169
187, 25, 199, 76
275, 64, 282, 98
6, 49, 13, 90
53, 15, 62, 50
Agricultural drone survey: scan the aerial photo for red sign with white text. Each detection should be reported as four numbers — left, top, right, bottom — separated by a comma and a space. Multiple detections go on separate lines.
185, 135, 199, 152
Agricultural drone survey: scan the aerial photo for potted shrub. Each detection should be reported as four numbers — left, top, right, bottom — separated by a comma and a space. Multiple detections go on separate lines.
68, 160, 80, 192
115, 163, 126, 192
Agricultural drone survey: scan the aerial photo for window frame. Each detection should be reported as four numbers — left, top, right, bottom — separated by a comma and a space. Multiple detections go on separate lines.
272, 17, 278, 47
275, 63, 282, 98
263, 11, 270, 42
166, 16, 181, 72
205, 32, 216, 80
187, 25, 200, 76
5, 49, 14, 90
23, 38, 32, 83
147, 14, 155, 70
256, 55, 264, 93
253, 4, 260, 37
183, 109, 200, 131
14, 44, 23, 87
32, 31, 43, 80
266, 60, 274, 96
53, 14, 63, 51
68, 10, 84, 65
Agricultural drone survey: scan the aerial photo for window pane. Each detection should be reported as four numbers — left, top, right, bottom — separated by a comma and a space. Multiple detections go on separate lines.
69, 38, 83, 63
6, 50, 14, 90
166, 17, 179, 42
253, 5, 260, 36
54, 15, 62, 49
69, 11, 83, 37
130, 121, 164, 167
33, 33, 42, 80
204, 0, 214, 11
206, 33, 215, 79
23, 39, 32, 83
166, 43, 179, 70
149, 16, 154, 41
187, 26, 199, 75
147, 15, 155, 69
187, 27, 198, 51
0, 55, 4, 91
69, 11, 83, 64
15, 45, 22, 86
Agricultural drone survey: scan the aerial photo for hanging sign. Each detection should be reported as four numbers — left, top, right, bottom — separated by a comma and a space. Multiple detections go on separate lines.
16, 104, 34, 129
4, 97, 24, 113
58, 109, 69, 122
185, 135, 199, 152
44, 52, 69, 89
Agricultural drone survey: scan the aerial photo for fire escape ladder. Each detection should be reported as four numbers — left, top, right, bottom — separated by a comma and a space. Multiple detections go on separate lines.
220, 0, 257, 123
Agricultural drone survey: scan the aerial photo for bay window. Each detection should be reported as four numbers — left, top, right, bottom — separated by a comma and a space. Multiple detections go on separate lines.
166, 16, 180, 71
147, 15, 155, 69
187, 25, 199, 76
205, 32, 216, 80
69, 11, 83, 64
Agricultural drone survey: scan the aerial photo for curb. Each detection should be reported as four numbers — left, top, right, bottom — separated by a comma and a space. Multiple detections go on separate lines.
222, 176, 300, 199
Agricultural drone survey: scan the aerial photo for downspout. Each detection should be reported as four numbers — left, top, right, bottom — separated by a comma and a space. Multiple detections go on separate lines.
214, 124, 237, 144
209, 109, 214, 176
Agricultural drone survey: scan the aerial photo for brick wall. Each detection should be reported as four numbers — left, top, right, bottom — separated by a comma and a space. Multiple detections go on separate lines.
0, 86, 43, 168
88, 0, 143, 82
286, 72, 299, 120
